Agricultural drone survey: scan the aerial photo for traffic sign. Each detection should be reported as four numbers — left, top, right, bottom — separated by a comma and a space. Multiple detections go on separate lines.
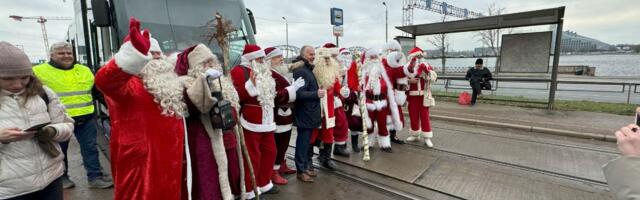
333, 26, 343, 37
331, 8, 343, 26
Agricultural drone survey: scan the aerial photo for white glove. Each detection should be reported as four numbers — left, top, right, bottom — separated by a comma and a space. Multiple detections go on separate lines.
292, 77, 305, 90
340, 86, 350, 98
204, 69, 222, 79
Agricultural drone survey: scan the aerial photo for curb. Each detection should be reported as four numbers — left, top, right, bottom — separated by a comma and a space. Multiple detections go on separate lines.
428, 114, 617, 143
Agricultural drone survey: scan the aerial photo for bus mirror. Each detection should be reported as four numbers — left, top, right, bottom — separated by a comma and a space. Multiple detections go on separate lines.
91, 0, 111, 27
246, 8, 257, 34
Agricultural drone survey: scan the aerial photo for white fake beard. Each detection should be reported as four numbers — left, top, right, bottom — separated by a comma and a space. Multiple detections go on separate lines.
272, 63, 292, 81
140, 60, 187, 118
252, 61, 276, 108
364, 58, 383, 94
313, 57, 340, 89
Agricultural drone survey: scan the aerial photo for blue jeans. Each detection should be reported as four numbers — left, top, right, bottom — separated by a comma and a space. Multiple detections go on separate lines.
295, 128, 313, 173
60, 116, 103, 181
7, 177, 63, 200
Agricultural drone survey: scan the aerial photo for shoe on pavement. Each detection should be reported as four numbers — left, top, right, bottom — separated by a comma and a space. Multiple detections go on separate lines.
278, 161, 296, 175
263, 185, 280, 195
305, 169, 317, 177
89, 176, 114, 189
271, 170, 288, 185
61, 176, 75, 189
405, 135, 419, 142
380, 147, 393, 153
425, 139, 434, 148
296, 173, 314, 183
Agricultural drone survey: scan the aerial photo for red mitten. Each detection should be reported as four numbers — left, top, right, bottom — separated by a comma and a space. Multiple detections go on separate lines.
128, 17, 150, 55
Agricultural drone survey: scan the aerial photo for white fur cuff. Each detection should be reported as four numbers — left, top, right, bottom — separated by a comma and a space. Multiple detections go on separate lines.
422, 131, 433, 138
397, 77, 408, 85
285, 85, 296, 103
244, 80, 259, 97
366, 103, 376, 111
114, 42, 152, 75
395, 90, 407, 105
378, 135, 391, 148
374, 100, 388, 110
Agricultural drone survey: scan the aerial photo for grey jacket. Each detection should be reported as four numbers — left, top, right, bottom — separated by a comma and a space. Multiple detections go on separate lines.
603, 156, 640, 199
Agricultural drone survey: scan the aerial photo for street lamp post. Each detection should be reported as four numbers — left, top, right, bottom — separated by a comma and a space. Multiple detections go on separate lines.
383, 2, 388, 42
282, 17, 288, 60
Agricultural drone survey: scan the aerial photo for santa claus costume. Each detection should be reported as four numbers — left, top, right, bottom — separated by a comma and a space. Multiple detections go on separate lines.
363, 48, 404, 153
263, 47, 301, 185
230, 44, 299, 199
403, 47, 436, 147
381, 40, 408, 144
95, 18, 189, 200
174, 44, 245, 200
323, 43, 351, 157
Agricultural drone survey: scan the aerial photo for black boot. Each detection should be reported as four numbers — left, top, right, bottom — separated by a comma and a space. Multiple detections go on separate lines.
390, 130, 405, 145
351, 135, 361, 153
319, 143, 337, 171
333, 144, 350, 157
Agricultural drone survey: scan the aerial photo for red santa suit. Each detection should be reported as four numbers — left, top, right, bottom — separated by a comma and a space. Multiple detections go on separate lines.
95, 22, 188, 200
229, 44, 295, 199
403, 47, 436, 147
382, 55, 408, 133
363, 49, 403, 150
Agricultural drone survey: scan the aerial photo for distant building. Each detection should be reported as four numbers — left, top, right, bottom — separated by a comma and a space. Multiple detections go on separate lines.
560, 31, 615, 52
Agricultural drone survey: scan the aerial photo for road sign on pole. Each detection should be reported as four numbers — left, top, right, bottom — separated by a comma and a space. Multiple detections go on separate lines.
333, 26, 343, 37
331, 8, 343, 26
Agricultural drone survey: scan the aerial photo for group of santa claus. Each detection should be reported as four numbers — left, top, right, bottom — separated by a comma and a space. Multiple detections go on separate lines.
97, 18, 437, 200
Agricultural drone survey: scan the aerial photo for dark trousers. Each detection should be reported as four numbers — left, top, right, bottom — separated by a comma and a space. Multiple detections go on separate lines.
7, 177, 63, 200
470, 81, 482, 105
295, 128, 314, 173
60, 118, 103, 181
274, 130, 292, 167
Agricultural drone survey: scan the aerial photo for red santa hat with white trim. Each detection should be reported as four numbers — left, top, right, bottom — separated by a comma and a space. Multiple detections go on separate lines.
242, 44, 265, 61
264, 47, 283, 60
408, 47, 425, 59
323, 43, 339, 56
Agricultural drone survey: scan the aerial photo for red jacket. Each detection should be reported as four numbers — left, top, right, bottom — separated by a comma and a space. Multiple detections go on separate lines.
230, 65, 292, 133
271, 69, 295, 133
95, 59, 185, 200
405, 59, 433, 96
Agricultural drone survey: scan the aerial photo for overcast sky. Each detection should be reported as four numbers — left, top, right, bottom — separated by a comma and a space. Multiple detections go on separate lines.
2, 0, 638, 61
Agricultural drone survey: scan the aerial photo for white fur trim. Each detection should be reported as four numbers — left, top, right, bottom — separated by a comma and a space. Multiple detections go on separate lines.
397, 77, 408, 85
334, 96, 343, 108
273, 165, 281, 170
326, 117, 336, 128
259, 182, 274, 193
340, 87, 350, 98
374, 100, 388, 110
114, 42, 152, 75
366, 103, 376, 111
266, 48, 283, 59
277, 107, 292, 117
409, 129, 421, 136
409, 51, 424, 59
351, 131, 362, 136
409, 90, 424, 96
240, 115, 277, 132
275, 124, 292, 133
182, 118, 193, 200
379, 67, 404, 131
365, 117, 373, 129
245, 190, 258, 199
395, 90, 407, 105
385, 40, 402, 52
243, 50, 266, 61
285, 85, 296, 103
149, 38, 162, 53
352, 104, 361, 116
335, 141, 347, 145
386, 52, 404, 68
422, 131, 433, 138
378, 135, 391, 148
244, 80, 259, 97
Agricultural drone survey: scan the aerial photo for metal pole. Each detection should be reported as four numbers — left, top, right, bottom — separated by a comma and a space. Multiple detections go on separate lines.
283, 17, 288, 60
80, 0, 93, 68
548, 12, 564, 110
383, 2, 388, 42
336, 36, 339, 47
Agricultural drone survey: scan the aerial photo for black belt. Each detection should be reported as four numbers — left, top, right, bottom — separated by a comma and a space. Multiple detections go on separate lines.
366, 94, 386, 101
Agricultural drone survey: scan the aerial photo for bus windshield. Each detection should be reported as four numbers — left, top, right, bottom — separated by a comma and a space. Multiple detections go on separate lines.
112, 0, 256, 68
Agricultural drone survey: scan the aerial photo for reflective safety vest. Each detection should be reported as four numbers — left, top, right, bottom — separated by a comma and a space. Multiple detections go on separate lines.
33, 63, 95, 117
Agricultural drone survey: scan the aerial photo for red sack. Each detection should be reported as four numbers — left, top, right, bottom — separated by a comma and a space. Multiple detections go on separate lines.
458, 91, 471, 105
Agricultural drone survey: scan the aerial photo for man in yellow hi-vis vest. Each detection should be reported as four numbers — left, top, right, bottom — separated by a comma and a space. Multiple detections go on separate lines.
33, 42, 113, 189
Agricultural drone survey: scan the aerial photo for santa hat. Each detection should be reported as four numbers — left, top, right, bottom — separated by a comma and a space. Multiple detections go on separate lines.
408, 47, 424, 59
339, 48, 349, 55
384, 40, 402, 52
187, 44, 215, 68
264, 47, 283, 59
323, 43, 339, 55
149, 38, 162, 53
242, 44, 265, 61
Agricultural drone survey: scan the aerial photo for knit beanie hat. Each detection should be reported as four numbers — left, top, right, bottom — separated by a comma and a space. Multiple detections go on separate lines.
0, 41, 33, 78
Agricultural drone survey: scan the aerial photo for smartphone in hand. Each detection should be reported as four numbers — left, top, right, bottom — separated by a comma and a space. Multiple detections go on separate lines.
24, 123, 50, 132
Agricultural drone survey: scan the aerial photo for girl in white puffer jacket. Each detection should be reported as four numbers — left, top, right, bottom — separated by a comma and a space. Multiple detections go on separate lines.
0, 41, 74, 200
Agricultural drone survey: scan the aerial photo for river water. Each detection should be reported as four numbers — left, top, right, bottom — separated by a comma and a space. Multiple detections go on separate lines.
424, 54, 640, 77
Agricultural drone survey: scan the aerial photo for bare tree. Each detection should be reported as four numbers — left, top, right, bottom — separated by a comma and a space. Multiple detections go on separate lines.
475, 3, 512, 71
426, 15, 450, 74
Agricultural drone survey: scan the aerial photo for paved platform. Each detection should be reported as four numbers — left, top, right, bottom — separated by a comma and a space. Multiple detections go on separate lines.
427, 101, 632, 137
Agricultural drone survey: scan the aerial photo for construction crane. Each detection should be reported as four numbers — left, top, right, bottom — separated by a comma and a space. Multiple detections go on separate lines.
9, 15, 73, 56
402, 0, 483, 27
